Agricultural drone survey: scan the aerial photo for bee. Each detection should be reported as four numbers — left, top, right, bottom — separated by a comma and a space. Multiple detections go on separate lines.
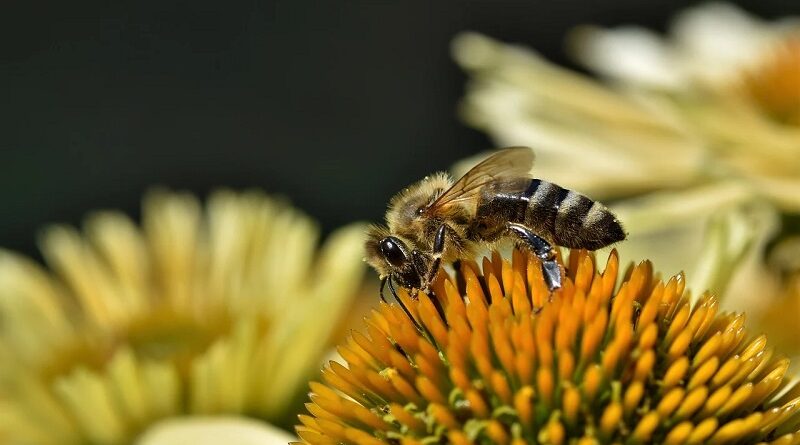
365, 146, 625, 304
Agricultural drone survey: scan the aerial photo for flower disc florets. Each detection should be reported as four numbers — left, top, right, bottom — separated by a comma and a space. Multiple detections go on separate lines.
298, 249, 800, 445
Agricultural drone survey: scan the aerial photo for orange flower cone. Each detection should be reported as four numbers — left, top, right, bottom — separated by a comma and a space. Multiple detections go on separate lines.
298, 249, 800, 444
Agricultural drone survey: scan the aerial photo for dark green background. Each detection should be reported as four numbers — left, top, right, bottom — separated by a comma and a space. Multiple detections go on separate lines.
0, 0, 794, 258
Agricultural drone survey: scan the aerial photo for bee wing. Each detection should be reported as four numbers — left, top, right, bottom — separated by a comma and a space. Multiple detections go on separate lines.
425, 147, 535, 212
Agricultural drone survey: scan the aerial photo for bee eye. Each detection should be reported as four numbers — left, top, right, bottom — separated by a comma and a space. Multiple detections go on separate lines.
379, 237, 407, 268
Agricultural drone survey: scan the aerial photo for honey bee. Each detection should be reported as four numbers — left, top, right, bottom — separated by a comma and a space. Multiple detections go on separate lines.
366, 147, 625, 304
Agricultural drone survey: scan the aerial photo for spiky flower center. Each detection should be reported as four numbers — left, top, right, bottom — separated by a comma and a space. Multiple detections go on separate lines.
298, 250, 800, 445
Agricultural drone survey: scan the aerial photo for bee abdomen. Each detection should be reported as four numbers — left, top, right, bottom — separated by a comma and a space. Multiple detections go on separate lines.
528, 182, 625, 250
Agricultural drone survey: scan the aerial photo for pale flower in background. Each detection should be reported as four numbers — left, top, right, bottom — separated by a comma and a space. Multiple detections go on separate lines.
0, 189, 366, 444
569, 2, 800, 209
452, 2, 800, 356
452, 31, 708, 199
572, 2, 800, 93
136, 417, 294, 445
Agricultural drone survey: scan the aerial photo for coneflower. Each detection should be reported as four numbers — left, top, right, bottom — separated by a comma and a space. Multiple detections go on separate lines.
0, 189, 366, 444
298, 249, 800, 444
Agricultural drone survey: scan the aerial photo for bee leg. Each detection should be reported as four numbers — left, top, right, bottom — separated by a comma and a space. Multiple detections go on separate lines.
387, 275, 423, 330
541, 261, 563, 294
412, 223, 444, 297
507, 222, 563, 292
422, 225, 447, 293
411, 250, 428, 298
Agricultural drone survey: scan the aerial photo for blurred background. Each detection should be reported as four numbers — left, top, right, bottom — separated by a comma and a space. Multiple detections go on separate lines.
1, 0, 794, 258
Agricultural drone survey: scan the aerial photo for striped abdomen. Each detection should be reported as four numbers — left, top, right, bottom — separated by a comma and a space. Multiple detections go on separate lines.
476, 178, 625, 250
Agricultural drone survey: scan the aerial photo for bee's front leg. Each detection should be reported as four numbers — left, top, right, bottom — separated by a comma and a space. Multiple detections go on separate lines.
506, 222, 562, 292
410, 250, 427, 300
413, 225, 447, 297
426, 225, 447, 285
385, 275, 423, 330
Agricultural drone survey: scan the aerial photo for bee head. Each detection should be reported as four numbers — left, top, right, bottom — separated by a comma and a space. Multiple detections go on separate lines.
365, 225, 422, 289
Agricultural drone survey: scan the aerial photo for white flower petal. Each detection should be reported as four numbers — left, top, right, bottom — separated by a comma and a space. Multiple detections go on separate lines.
689, 201, 780, 309
571, 25, 686, 89
454, 33, 708, 198
605, 182, 754, 289
672, 2, 775, 78
573, 2, 798, 90
749, 174, 800, 212
601, 181, 781, 314
136, 417, 295, 445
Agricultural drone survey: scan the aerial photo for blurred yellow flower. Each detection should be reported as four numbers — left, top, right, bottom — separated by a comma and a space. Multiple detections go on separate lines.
0, 189, 366, 444
298, 249, 800, 444
452, 4, 800, 319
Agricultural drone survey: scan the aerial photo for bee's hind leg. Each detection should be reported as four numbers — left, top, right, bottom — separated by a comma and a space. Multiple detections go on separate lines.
540, 261, 563, 293
507, 222, 562, 292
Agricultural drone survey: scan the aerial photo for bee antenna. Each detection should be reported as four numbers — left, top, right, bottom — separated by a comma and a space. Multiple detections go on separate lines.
387, 276, 423, 331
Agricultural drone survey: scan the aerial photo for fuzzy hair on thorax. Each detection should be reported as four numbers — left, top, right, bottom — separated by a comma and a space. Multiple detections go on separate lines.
385, 172, 452, 239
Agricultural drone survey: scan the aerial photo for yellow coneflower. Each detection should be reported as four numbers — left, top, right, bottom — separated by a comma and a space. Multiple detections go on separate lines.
0, 189, 366, 444
298, 249, 800, 444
